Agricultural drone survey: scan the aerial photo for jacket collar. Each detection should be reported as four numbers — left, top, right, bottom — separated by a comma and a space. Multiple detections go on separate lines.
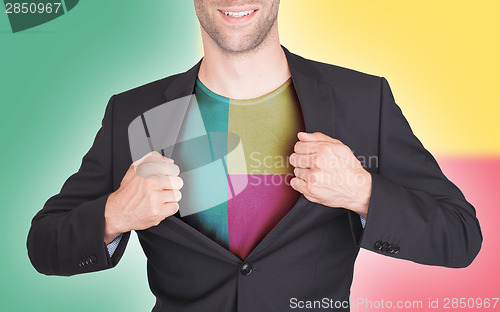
163, 45, 336, 136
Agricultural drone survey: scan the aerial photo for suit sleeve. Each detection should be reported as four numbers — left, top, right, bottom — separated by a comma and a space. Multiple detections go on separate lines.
27, 95, 131, 276
354, 77, 482, 268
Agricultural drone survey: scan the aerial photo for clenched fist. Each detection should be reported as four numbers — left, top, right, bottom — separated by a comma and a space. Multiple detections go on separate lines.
289, 132, 372, 218
103, 151, 183, 244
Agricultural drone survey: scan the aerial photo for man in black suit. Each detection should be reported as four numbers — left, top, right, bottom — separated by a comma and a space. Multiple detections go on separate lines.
27, 1, 482, 311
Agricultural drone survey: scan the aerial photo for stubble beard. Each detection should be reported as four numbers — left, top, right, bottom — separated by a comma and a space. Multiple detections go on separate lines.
197, 2, 279, 55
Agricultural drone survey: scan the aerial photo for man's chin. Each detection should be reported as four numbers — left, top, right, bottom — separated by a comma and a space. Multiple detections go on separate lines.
216, 37, 265, 55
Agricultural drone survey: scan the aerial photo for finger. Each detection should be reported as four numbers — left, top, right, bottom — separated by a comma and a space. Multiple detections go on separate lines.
161, 202, 180, 217
158, 190, 182, 203
293, 167, 310, 181
134, 151, 174, 167
160, 176, 184, 190
135, 162, 166, 179
294, 141, 330, 154
289, 153, 315, 168
136, 162, 180, 178
149, 175, 183, 191
141, 154, 174, 165
298, 132, 342, 144
165, 163, 180, 176
290, 177, 319, 203
294, 167, 324, 186
133, 151, 161, 166
290, 177, 313, 197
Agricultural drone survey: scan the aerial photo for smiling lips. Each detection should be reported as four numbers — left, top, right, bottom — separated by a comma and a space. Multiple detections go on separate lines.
218, 8, 258, 24
220, 9, 256, 18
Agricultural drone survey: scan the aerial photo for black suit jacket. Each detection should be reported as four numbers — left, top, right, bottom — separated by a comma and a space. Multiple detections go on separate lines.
27, 46, 482, 311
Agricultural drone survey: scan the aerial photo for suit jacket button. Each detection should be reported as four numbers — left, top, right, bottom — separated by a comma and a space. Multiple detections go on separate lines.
393, 245, 400, 254
374, 241, 383, 250
89, 256, 97, 265
240, 263, 253, 276
387, 244, 395, 254
381, 242, 389, 252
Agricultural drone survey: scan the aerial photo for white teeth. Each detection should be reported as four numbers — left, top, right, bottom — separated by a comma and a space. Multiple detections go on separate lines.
222, 10, 255, 18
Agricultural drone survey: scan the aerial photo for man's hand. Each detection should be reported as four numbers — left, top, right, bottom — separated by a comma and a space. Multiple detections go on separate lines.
103, 151, 183, 244
289, 132, 372, 219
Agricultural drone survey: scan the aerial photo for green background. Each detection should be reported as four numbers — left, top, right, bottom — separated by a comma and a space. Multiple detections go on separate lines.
0, 1, 200, 311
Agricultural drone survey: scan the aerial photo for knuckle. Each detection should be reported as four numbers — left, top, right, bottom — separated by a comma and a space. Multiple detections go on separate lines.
173, 190, 182, 202
340, 145, 352, 155
293, 142, 301, 153
171, 164, 181, 176
164, 157, 174, 164
175, 176, 184, 189
138, 162, 151, 171
298, 157, 307, 168
166, 202, 179, 215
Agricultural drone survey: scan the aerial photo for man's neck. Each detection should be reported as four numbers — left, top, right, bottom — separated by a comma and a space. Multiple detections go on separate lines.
197, 30, 291, 100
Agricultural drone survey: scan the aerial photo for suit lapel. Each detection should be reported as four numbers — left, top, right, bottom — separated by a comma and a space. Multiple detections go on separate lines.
163, 59, 202, 102
157, 46, 337, 261
282, 46, 336, 136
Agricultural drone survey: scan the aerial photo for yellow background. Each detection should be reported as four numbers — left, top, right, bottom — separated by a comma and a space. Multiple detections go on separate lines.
278, 0, 499, 156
